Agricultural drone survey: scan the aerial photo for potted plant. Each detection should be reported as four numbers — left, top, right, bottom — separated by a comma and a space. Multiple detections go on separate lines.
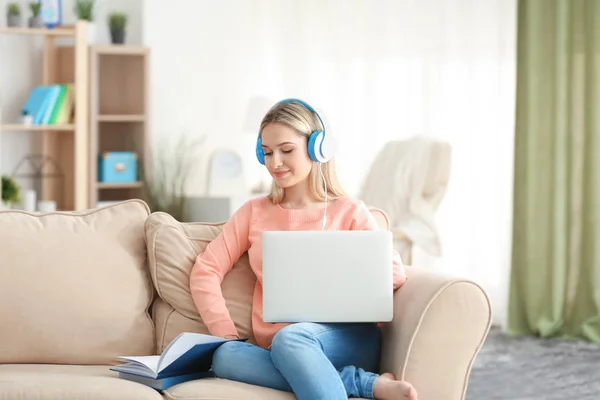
28, 2, 43, 28
140, 135, 205, 222
1, 175, 21, 209
74, 0, 94, 20
74, 0, 96, 42
108, 12, 127, 44
6, 2, 21, 27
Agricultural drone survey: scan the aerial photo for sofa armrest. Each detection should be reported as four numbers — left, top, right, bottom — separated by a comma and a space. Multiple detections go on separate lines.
379, 266, 492, 400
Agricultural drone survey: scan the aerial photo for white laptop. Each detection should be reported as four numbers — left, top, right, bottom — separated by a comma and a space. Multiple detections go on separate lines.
262, 230, 394, 323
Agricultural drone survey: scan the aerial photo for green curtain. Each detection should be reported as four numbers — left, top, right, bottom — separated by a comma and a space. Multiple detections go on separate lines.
509, 0, 600, 342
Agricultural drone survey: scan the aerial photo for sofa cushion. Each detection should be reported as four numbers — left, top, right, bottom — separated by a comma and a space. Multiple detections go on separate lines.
152, 297, 210, 353
162, 377, 369, 400
0, 364, 163, 400
0, 200, 155, 364
145, 212, 256, 351
163, 377, 295, 400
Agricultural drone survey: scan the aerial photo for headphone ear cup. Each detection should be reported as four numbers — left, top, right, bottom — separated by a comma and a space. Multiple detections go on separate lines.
319, 132, 337, 162
307, 130, 323, 162
256, 136, 265, 165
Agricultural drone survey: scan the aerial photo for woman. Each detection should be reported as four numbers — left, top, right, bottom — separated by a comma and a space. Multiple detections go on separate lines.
189, 99, 418, 400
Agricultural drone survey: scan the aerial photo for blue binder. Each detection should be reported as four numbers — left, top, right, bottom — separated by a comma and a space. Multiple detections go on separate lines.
20, 85, 60, 125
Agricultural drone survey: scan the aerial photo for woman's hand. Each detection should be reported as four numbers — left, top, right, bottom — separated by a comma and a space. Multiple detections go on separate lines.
224, 334, 240, 340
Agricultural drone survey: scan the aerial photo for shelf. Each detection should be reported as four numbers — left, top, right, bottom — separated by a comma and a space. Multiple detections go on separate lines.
97, 181, 143, 190
90, 45, 149, 208
0, 26, 76, 36
1, 20, 90, 211
91, 45, 149, 55
0, 124, 75, 132
97, 114, 145, 122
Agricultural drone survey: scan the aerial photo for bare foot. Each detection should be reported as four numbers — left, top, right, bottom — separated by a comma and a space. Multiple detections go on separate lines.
373, 372, 418, 400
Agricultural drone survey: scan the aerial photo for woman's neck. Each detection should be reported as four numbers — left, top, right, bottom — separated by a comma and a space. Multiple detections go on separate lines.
280, 181, 321, 209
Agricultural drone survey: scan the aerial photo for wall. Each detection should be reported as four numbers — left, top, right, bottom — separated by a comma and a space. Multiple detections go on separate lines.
0, 0, 143, 184
142, 0, 274, 196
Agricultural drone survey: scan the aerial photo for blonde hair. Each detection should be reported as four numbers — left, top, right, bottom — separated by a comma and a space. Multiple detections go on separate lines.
259, 101, 347, 204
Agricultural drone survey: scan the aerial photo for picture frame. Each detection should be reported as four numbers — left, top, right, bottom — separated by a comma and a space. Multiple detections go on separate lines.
40, 0, 62, 28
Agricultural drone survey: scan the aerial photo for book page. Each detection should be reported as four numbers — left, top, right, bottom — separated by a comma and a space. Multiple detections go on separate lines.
115, 356, 160, 376
111, 360, 160, 379
158, 332, 226, 372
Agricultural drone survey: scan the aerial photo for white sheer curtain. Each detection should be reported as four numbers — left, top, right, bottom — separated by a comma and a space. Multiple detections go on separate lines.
144, 0, 516, 327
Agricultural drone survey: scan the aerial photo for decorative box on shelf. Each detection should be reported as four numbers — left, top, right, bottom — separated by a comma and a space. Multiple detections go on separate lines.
98, 152, 138, 183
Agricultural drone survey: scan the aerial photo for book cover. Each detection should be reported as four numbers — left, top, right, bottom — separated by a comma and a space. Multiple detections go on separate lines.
110, 332, 247, 380
40, 85, 62, 125
48, 84, 67, 124
116, 371, 215, 390
20, 86, 50, 124
55, 84, 74, 124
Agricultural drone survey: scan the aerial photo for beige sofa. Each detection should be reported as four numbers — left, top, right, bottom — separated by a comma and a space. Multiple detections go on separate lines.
0, 199, 491, 400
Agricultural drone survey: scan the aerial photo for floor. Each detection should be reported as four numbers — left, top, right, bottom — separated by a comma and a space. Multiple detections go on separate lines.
466, 327, 600, 399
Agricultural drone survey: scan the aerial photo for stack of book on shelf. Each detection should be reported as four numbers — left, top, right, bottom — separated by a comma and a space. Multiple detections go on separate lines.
19, 84, 74, 125
110, 332, 247, 390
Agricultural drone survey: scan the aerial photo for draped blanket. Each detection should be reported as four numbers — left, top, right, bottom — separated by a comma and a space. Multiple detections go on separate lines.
359, 137, 452, 259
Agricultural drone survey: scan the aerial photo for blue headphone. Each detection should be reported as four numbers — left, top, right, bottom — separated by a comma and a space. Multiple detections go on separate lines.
255, 98, 337, 165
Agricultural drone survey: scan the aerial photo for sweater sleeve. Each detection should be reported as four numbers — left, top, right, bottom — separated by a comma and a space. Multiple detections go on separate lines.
189, 200, 252, 338
349, 201, 408, 291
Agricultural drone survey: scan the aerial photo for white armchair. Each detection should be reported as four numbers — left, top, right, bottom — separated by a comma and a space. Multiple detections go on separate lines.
359, 137, 452, 264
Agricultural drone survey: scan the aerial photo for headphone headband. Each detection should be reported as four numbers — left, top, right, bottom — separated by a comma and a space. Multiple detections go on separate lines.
255, 98, 337, 165
274, 98, 326, 132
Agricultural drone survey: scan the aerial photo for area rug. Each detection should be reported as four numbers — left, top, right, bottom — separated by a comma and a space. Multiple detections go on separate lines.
466, 327, 600, 399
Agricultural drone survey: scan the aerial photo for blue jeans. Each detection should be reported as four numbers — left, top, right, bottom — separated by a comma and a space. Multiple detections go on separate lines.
212, 322, 382, 399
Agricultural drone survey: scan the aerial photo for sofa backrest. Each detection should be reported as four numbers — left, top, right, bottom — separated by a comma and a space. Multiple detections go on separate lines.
0, 200, 156, 364
145, 204, 391, 352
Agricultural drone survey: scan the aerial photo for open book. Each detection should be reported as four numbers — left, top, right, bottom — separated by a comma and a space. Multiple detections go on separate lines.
110, 332, 246, 381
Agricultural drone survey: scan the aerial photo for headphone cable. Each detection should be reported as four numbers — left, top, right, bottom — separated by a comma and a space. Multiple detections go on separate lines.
319, 163, 327, 230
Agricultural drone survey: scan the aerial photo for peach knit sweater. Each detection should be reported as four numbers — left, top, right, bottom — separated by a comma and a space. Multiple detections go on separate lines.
189, 196, 407, 349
